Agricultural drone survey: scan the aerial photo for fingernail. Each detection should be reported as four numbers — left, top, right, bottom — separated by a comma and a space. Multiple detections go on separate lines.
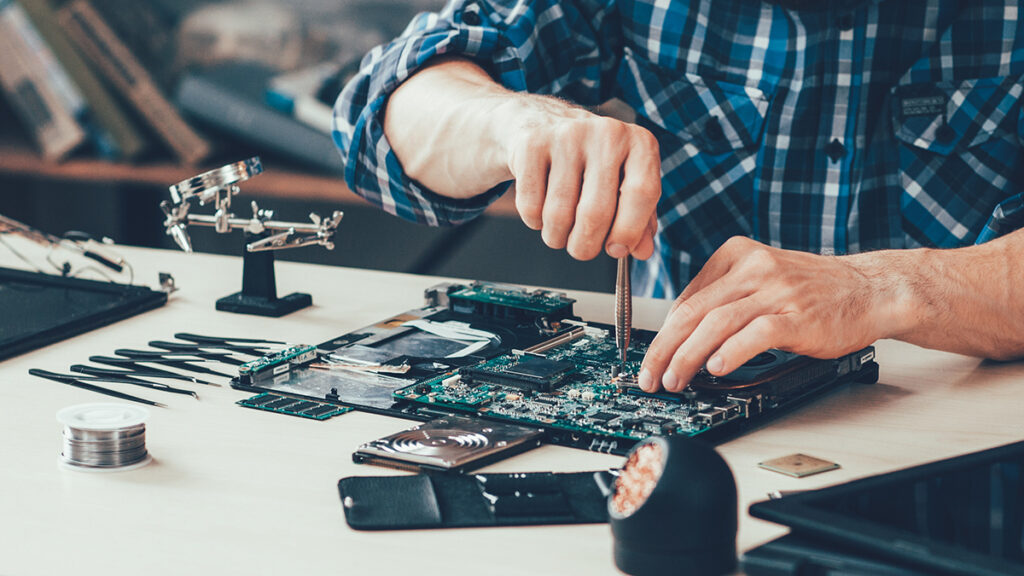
639, 369, 653, 391
607, 243, 628, 258
662, 369, 678, 392
707, 355, 724, 374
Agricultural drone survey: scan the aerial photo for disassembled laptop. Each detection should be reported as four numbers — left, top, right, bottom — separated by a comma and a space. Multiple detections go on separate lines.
231, 280, 879, 466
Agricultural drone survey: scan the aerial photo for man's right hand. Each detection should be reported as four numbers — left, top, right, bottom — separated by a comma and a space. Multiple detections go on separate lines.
385, 57, 661, 261
498, 94, 661, 260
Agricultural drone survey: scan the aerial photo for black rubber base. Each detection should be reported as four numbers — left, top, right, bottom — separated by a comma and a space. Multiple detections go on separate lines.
215, 291, 312, 317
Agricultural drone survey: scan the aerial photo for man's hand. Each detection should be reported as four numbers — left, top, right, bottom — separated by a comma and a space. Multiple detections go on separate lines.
385, 57, 661, 261
638, 236, 915, 392
498, 95, 661, 260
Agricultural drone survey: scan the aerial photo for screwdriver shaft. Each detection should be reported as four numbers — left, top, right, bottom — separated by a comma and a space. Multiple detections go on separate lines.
615, 256, 632, 368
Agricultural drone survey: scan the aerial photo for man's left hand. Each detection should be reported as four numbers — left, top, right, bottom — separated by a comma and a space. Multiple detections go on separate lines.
639, 236, 913, 392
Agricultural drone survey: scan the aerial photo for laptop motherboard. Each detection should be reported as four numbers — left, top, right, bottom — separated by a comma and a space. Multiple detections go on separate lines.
232, 282, 878, 455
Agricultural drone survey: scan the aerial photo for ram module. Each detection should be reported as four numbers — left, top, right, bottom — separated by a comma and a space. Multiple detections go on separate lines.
237, 392, 351, 421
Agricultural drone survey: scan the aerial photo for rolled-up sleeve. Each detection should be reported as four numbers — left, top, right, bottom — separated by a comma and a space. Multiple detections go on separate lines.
332, 0, 622, 226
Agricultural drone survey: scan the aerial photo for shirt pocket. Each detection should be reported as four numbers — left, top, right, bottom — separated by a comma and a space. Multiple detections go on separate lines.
892, 77, 1018, 155
890, 76, 1024, 247
618, 54, 772, 156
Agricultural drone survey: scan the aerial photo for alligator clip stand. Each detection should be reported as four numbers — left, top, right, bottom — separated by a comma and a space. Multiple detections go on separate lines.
216, 231, 311, 316
160, 157, 343, 317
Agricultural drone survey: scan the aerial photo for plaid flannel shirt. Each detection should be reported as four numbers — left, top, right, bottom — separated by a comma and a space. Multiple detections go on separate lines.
334, 0, 1024, 298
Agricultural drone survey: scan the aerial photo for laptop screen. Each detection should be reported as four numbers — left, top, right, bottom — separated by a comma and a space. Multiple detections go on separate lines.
750, 441, 1024, 576
807, 453, 1024, 563
0, 267, 166, 361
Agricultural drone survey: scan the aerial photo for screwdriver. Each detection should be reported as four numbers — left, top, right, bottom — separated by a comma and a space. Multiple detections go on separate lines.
615, 256, 632, 369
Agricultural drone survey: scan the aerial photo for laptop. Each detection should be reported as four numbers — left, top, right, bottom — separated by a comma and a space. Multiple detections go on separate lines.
748, 440, 1024, 576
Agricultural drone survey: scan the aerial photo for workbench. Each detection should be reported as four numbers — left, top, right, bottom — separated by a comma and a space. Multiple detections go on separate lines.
2, 245, 1022, 575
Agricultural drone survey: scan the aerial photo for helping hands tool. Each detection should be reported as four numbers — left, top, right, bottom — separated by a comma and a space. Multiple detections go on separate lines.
160, 157, 344, 316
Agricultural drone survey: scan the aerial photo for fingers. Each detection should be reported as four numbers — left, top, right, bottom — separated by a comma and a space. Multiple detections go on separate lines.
640, 273, 756, 391
630, 214, 658, 261
510, 140, 549, 231
659, 296, 765, 391
606, 131, 661, 259
540, 145, 583, 250
508, 112, 661, 260
567, 159, 622, 260
709, 315, 796, 376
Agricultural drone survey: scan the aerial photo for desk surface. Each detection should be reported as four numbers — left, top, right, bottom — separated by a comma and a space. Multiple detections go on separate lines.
2, 245, 1022, 576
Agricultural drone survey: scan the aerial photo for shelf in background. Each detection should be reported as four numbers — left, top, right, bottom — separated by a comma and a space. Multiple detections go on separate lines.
0, 140, 518, 217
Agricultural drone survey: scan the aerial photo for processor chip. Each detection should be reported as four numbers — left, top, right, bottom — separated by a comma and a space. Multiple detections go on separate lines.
505, 356, 575, 382
758, 454, 841, 478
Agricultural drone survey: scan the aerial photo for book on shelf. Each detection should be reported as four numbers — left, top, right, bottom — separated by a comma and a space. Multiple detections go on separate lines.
264, 58, 362, 135
57, 0, 210, 165
175, 61, 344, 175
0, 0, 85, 160
264, 61, 339, 134
19, 0, 147, 160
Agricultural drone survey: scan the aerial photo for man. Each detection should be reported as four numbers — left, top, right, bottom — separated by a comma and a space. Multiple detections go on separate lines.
334, 0, 1024, 394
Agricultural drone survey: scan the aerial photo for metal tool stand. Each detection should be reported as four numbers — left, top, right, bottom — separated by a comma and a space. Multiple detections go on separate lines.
215, 231, 312, 317
161, 157, 342, 317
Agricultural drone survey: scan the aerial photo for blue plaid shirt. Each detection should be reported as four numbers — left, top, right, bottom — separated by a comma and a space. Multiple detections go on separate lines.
334, 0, 1024, 298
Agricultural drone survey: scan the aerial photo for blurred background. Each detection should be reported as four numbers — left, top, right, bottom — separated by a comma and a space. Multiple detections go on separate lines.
0, 0, 615, 292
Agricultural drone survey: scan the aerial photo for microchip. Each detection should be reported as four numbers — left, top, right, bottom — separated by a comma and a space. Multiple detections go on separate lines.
758, 454, 841, 478
620, 418, 644, 430
464, 356, 576, 392
265, 398, 300, 410
589, 411, 618, 423
505, 356, 575, 382
302, 405, 337, 417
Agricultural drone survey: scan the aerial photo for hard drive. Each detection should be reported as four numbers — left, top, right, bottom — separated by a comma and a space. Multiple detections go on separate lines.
352, 415, 544, 473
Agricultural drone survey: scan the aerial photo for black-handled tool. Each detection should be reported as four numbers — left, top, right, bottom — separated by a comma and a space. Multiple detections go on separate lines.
29, 369, 167, 408
69, 365, 199, 399
113, 349, 234, 378
148, 340, 260, 362
87, 356, 220, 386
174, 333, 287, 346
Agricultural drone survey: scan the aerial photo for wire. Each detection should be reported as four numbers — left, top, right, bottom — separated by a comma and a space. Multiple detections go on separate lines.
0, 235, 46, 273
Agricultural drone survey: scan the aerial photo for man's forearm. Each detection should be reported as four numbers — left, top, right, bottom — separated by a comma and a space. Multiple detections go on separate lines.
383, 57, 516, 198
871, 230, 1024, 360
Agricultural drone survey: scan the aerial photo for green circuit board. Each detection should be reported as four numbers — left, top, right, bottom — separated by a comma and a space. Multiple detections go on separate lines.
231, 281, 877, 454
393, 324, 757, 449
447, 284, 575, 318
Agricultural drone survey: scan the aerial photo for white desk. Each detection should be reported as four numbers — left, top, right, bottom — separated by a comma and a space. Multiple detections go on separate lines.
2, 245, 1022, 575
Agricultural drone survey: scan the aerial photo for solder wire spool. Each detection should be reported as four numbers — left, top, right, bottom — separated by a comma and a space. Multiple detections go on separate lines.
608, 436, 737, 576
56, 403, 152, 472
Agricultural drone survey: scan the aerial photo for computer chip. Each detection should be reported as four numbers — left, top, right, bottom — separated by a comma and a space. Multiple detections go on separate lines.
463, 356, 576, 392
758, 454, 841, 478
